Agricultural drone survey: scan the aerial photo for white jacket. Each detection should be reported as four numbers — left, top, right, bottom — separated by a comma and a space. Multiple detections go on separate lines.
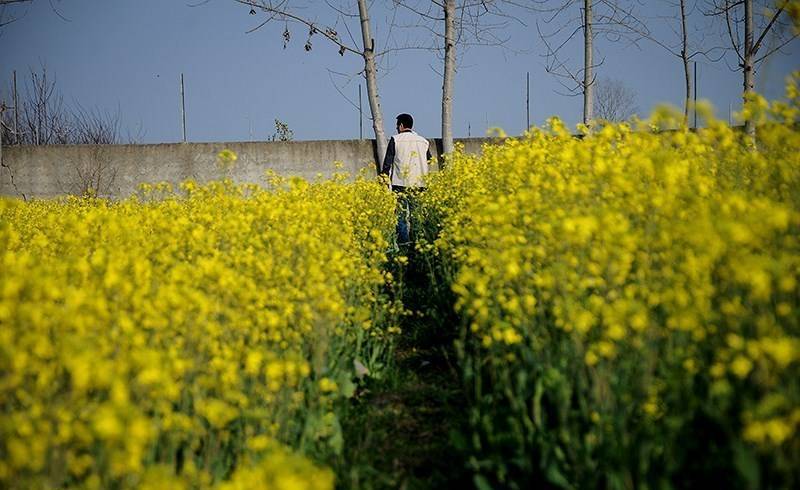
381, 130, 432, 188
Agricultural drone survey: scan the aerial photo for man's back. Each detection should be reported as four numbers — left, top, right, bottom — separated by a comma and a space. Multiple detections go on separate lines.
382, 130, 431, 189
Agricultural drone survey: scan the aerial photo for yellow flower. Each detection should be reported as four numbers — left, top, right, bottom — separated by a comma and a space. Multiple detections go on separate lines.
318, 377, 338, 393
730, 355, 753, 379
216, 149, 238, 171
197, 398, 238, 429
93, 405, 123, 441
502, 328, 523, 345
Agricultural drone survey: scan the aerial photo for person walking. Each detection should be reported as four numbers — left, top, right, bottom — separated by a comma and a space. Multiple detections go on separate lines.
380, 113, 432, 244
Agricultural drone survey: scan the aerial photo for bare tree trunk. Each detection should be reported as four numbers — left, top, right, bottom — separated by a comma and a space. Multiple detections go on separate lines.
442, 0, 456, 155
680, 0, 690, 124
357, 0, 388, 168
42, 69, 47, 144
743, 0, 755, 139
583, 0, 593, 125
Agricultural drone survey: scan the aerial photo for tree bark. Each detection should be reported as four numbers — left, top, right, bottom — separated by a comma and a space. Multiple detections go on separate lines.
357, 0, 388, 168
743, 0, 755, 139
583, 0, 593, 126
680, 0, 690, 125
442, 0, 456, 155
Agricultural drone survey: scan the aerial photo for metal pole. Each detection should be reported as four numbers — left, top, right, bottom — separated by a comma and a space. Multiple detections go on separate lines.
358, 83, 363, 140
13, 70, 19, 144
180, 73, 187, 143
693, 61, 698, 129
526, 71, 530, 130
729, 101, 732, 127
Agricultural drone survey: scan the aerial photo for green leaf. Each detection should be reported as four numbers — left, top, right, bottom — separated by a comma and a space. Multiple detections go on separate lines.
329, 415, 344, 456
733, 442, 760, 490
474, 474, 493, 490
341, 377, 356, 398
533, 377, 544, 428
544, 461, 571, 489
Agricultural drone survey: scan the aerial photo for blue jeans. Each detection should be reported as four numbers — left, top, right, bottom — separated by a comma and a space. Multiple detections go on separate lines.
393, 186, 420, 245
396, 193, 411, 244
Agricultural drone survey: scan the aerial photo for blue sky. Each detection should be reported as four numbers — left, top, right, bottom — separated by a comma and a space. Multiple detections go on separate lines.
1, 0, 797, 143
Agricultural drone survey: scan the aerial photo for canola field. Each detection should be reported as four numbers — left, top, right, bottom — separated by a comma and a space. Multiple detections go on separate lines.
417, 86, 800, 487
2, 82, 799, 489
1, 173, 401, 489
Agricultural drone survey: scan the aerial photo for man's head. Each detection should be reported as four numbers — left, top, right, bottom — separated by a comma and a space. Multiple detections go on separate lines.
396, 113, 414, 132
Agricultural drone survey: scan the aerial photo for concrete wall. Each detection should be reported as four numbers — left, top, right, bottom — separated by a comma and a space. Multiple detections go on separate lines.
0, 137, 496, 200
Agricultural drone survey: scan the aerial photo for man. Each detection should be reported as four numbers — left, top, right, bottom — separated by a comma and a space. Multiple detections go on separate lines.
380, 113, 432, 244
381, 113, 432, 191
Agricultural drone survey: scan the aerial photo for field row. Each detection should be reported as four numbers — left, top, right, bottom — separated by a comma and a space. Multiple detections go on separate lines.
415, 86, 800, 488
1, 174, 401, 489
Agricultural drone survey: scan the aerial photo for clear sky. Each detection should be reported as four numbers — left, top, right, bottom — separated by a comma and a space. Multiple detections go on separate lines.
1, 0, 797, 143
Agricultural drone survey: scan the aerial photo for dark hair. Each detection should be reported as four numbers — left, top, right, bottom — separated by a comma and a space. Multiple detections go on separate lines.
396, 113, 414, 129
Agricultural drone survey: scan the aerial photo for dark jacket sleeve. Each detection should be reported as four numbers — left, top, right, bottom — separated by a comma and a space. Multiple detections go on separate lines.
381, 137, 395, 177
426, 147, 432, 162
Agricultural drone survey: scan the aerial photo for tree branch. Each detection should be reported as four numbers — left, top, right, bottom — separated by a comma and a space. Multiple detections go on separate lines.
233, 0, 363, 57
751, 0, 788, 55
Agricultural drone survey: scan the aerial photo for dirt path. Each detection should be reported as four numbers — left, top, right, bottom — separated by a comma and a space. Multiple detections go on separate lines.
336, 250, 471, 489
